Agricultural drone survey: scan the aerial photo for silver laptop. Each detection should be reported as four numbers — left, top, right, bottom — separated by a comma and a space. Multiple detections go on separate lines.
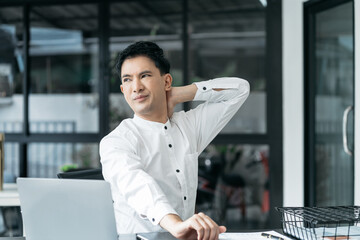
17, 178, 118, 240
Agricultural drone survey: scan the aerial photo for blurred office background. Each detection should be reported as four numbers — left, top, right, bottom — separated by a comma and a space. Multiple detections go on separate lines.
0, 0, 359, 236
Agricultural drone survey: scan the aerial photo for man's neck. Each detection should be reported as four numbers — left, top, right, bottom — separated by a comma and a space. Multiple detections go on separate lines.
136, 113, 169, 124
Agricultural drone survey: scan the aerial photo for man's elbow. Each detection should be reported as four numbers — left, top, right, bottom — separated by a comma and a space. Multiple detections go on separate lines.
236, 78, 250, 98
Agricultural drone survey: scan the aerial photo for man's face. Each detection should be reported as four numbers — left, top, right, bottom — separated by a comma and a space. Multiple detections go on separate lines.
120, 55, 172, 121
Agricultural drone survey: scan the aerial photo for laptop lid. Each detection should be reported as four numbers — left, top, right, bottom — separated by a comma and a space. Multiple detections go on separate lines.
17, 178, 118, 240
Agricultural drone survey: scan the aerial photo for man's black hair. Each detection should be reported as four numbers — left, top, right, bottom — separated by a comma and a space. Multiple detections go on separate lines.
116, 41, 170, 82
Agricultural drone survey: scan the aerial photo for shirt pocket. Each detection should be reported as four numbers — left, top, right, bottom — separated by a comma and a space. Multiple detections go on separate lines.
184, 152, 199, 193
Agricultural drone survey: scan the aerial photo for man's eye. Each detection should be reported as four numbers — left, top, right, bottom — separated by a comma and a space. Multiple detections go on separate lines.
123, 78, 130, 82
141, 74, 150, 78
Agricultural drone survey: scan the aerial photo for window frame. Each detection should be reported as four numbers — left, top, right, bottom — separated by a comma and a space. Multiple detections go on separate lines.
1, 0, 283, 228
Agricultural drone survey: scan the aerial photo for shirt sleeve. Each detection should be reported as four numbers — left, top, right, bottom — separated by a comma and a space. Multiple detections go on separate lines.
100, 132, 178, 225
189, 77, 250, 153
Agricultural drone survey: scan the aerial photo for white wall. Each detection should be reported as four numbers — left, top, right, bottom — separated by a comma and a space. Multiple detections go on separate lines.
355, 0, 360, 205
0, 94, 99, 133
284, 0, 360, 206
282, 0, 308, 207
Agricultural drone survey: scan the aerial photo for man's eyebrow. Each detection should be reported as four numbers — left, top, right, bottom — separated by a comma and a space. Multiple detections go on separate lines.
121, 70, 152, 79
139, 70, 152, 75
121, 74, 131, 79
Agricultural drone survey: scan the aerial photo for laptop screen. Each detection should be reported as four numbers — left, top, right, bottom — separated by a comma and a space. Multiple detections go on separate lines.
17, 178, 118, 240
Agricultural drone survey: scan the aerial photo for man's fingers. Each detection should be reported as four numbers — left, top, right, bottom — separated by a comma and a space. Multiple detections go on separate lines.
200, 213, 220, 240
195, 217, 210, 240
182, 213, 224, 240
219, 226, 227, 234
190, 218, 204, 240
192, 213, 220, 240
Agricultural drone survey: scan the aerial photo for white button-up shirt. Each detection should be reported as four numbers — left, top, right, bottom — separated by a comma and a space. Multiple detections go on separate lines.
100, 77, 249, 234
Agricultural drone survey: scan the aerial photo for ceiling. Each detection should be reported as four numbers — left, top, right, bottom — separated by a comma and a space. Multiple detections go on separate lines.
0, 0, 266, 39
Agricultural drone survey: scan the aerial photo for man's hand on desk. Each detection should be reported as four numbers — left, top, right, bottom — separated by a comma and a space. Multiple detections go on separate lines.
160, 213, 226, 240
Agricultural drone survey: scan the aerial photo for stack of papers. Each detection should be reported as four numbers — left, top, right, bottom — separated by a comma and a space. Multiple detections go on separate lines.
219, 230, 292, 240
284, 226, 360, 240
317, 226, 360, 237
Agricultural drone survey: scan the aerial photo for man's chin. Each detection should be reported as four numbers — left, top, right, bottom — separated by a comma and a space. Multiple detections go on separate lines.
133, 108, 151, 117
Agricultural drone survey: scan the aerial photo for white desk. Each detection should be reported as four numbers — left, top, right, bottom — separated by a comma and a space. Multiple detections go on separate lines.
0, 184, 20, 207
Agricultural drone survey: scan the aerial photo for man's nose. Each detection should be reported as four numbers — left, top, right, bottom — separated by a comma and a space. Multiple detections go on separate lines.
132, 78, 144, 92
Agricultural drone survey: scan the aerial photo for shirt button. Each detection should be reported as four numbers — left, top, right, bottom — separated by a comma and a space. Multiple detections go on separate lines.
164, 126, 167, 130
203, 87, 207, 90
152, 218, 155, 222
176, 169, 180, 173
168, 144, 172, 148
184, 196, 187, 200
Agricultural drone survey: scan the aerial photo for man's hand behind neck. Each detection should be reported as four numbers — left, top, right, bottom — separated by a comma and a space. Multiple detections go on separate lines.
166, 84, 198, 118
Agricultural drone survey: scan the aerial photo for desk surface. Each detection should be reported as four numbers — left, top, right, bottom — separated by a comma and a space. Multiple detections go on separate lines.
0, 238, 24, 240
0, 238, 135, 240
0, 183, 20, 206
0, 230, 293, 240
0, 236, 136, 240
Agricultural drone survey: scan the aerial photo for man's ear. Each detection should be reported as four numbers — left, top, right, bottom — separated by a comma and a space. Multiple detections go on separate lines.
164, 73, 173, 91
120, 85, 124, 93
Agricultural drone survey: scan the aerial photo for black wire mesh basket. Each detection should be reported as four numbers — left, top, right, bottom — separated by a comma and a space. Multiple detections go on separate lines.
276, 206, 360, 240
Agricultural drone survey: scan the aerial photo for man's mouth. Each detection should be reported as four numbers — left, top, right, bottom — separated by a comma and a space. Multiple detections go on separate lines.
133, 95, 148, 101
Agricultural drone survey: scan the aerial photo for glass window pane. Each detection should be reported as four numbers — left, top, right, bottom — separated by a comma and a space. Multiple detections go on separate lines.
189, 1, 266, 134
28, 143, 99, 178
29, 4, 99, 133
0, 7, 24, 133
4, 142, 19, 183
109, 0, 183, 131
314, 2, 354, 206
197, 144, 269, 230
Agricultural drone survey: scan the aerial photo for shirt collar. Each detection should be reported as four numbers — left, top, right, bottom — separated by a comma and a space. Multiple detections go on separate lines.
133, 114, 171, 132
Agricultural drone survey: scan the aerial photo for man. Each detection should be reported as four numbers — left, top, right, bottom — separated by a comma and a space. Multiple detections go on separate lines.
100, 41, 249, 240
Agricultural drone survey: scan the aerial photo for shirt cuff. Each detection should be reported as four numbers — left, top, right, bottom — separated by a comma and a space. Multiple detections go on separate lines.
193, 78, 241, 101
146, 202, 178, 226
